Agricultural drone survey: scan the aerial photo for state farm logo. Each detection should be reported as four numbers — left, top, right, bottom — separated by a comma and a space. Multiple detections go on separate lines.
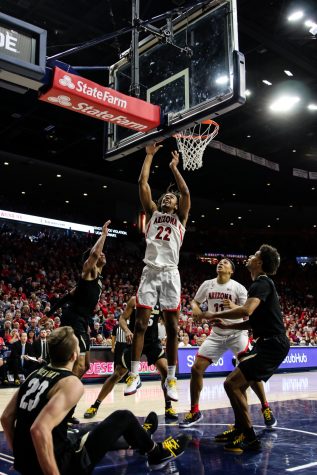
58, 75, 75, 89
57, 72, 128, 109
47, 95, 72, 107
44, 95, 147, 131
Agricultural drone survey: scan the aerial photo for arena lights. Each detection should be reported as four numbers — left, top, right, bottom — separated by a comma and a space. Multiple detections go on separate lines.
269, 95, 300, 112
262, 80, 272, 86
284, 70, 293, 77
305, 19, 317, 35
0, 208, 127, 237
287, 11, 304, 22
215, 75, 229, 85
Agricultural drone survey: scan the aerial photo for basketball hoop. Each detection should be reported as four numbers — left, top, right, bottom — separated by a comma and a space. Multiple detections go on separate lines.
173, 120, 219, 171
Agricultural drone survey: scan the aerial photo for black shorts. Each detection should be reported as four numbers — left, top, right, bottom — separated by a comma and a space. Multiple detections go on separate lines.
75, 332, 91, 354
238, 333, 290, 382
122, 341, 165, 370
114, 342, 128, 366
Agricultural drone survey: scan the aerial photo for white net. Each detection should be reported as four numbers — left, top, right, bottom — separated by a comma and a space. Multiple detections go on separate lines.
173, 120, 219, 171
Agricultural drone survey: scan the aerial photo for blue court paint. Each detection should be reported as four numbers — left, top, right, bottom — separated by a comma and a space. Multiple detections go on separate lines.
1, 399, 317, 474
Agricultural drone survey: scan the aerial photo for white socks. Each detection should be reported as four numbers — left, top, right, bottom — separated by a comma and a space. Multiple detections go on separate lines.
167, 365, 176, 379
131, 361, 140, 375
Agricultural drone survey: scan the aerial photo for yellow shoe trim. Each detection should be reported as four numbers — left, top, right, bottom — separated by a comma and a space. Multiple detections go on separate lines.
162, 436, 180, 457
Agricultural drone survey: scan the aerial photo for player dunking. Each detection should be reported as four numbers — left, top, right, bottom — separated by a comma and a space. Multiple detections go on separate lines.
180, 258, 276, 429
84, 296, 178, 421
124, 143, 191, 401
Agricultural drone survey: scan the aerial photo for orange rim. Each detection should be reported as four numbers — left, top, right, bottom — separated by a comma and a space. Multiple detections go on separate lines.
172, 120, 219, 140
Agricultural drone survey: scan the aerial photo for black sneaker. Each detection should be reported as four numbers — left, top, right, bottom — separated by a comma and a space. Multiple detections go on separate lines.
165, 407, 178, 422
179, 411, 203, 428
84, 406, 98, 419
224, 432, 261, 454
262, 407, 277, 428
67, 416, 80, 426
147, 434, 189, 470
143, 412, 158, 436
214, 425, 239, 442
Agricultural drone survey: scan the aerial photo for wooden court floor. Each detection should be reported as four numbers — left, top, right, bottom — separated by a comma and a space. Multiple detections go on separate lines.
1, 371, 317, 474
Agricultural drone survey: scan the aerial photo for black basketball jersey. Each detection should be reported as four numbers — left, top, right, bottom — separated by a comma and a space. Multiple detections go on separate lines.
14, 366, 74, 475
63, 275, 102, 330
128, 306, 160, 344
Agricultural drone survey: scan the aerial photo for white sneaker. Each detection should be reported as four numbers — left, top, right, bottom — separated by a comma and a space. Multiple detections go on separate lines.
124, 373, 141, 396
164, 377, 178, 401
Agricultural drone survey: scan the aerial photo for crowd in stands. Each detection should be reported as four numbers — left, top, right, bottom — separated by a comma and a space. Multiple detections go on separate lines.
0, 223, 316, 385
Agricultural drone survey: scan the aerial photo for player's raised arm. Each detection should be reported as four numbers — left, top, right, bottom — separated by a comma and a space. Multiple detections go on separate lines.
83, 220, 111, 274
138, 143, 162, 220
169, 150, 191, 226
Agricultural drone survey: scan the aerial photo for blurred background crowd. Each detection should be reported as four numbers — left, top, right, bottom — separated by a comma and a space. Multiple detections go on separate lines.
0, 221, 316, 385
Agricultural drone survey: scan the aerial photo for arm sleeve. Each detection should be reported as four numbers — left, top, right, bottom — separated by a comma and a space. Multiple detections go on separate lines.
248, 279, 271, 302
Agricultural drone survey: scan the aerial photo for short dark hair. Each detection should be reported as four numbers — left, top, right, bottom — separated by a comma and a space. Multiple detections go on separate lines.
259, 244, 280, 275
157, 184, 180, 211
48, 327, 77, 365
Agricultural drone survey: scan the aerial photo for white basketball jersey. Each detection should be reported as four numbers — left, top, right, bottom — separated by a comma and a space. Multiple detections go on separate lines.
143, 210, 185, 269
195, 278, 247, 335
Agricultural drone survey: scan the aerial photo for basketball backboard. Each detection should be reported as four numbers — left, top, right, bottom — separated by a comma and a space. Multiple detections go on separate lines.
105, 0, 245, 161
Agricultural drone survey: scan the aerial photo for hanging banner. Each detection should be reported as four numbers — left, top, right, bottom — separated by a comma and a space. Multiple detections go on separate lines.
293, 168, 309, 179
40, 67, 161, 131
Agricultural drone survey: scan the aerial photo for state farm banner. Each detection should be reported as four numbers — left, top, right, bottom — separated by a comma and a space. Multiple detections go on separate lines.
40, 67, 161, 132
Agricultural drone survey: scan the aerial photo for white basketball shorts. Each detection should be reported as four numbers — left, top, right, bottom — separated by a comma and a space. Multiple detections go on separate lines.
136, 265, 181, 311
197, 331, 249, 363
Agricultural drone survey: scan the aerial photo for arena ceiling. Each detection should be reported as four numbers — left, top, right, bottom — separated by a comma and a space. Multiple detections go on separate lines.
0, 0, 316, 230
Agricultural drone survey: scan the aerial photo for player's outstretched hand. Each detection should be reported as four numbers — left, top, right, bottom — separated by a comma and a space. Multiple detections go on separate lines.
102, 220, 111, 235
146, 143, 163, 156
169, 150, 179, 169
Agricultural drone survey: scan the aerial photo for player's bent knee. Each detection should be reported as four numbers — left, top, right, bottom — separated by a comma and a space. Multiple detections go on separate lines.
134, 319, 148, 333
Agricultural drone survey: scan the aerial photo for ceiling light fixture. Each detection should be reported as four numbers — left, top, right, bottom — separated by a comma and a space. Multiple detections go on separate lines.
83, 193, 88, 196
305, 19, 316, 27
103, 185, 108, 188
65, 200, 69, 204
270, 95, 300, 112
284, 70, 293, 77
262, 80, 272, 86
21, 191, 25, 194
287, 11, 304, 22
308, 104, 317, 111
245, 89, 252, 96
215, 75, 229, 85
4, 162, 9, 165
56, 174, 61, 178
